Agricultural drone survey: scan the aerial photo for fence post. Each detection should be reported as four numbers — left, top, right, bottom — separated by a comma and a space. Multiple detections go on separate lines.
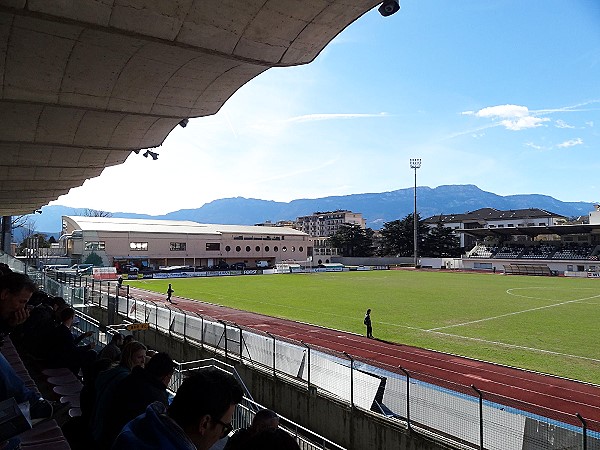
300, 341, 311, 389
236, 324, 243, 360
266, 332, 276, 378
399, 366, 412, 431
343, 352, 354, 408
218, 320, 228, 360
471, 384, 484, 450
576, 413, 587, 450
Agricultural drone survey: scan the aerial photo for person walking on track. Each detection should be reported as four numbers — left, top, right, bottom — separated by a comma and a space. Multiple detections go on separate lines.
166, 284, 175, 304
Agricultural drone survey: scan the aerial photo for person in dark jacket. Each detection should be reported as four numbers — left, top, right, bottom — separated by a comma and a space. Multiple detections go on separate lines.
364, 308, 373, 338
112, 367, 243, 450
47, 307, 96, 374
103, 352, 175, 447
223, 408, 279, 450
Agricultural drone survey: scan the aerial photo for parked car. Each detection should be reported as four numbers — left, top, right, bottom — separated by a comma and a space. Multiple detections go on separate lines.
230, 262, 246, 270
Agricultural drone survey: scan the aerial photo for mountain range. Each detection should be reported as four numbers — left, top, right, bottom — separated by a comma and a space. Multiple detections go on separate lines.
25, 184, 596, 238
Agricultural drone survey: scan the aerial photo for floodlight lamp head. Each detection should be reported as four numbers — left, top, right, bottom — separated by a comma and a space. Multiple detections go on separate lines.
179, 118, 189, 128
143, 150, 149, 158
410, 158, 422, 169
378, 0, 400, 17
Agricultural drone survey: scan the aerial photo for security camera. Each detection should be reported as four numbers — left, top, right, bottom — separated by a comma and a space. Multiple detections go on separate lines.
378, 0, 400, 17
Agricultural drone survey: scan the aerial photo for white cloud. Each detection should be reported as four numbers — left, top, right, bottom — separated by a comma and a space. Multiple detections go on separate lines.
465, 104, 549, 130
555, 119, 574, 129
500, 116, 550, 131
586, 121, 594, 127
525, 142, 543, 150
284, 112, 388, 123
475, 104, 530, 119
557, 138, 583, 148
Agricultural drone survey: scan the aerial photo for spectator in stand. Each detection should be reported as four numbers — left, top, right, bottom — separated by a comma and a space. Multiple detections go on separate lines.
223, 408, 279, 450
91, 341, 147, 446
0, 272, 55, 420
246, 428, 301, 450
98, 333, 123, 363
47, 307, 97, 375
0, 272, 34, 340
103, 352, 175, 447
122, 334, 134, 347
0, 263, 11, 276
112, 367, 243, 450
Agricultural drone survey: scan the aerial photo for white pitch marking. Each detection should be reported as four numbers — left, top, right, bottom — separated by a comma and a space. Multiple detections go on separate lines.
427, 288, 600, 332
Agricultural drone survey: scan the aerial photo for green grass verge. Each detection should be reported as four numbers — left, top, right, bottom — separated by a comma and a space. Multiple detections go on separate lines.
129, 270, 600, 384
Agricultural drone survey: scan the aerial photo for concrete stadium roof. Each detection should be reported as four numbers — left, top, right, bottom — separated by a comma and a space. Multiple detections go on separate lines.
0, 0, 381, 216
65, 215, 309, 236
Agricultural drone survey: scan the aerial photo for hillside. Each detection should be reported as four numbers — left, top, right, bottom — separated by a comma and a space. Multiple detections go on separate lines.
28, 185, 594, 237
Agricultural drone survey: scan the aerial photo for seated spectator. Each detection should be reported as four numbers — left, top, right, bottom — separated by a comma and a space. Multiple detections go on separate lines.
0, 273, 35, 340
91, 341, 147, 445
112, 367, 243, 450
223, 408, 279, 450
122, 334, 134, 347
102, 352, 175, 447
0, 273, 55, 420
46, 307, 97, 374
98, 332, 123, 363
246, 428, 301, 450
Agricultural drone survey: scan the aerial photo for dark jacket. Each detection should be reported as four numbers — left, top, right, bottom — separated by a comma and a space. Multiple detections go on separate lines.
104, 366, 169, 446
111, 401, 195, 450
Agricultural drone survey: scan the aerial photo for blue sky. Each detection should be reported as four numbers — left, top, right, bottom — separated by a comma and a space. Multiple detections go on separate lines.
51, 0, 600, 215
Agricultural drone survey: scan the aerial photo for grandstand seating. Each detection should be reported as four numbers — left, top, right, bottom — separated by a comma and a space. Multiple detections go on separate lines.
468, 243, 599, 261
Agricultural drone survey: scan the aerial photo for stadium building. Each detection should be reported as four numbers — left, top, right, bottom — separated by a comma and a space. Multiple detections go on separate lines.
424, 207, 600, 275
61, 216, 312, 272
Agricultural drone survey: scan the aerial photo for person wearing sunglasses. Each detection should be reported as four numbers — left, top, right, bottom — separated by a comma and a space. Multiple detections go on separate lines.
112, 367, 243, 450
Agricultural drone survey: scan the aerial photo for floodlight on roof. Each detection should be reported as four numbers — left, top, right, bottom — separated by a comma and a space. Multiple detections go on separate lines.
143, 150, 159, 160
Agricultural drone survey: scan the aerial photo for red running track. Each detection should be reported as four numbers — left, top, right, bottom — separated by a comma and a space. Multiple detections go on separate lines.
128, 287, 600, 430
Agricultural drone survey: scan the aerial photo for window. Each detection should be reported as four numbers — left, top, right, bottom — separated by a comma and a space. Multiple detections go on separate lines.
225, 246, 231, 252
170, 242, 186, 251
291, 246, 295, 252
130, 242, 148, 251
265, 246, 270, 252
85, 241, 105, 251
235, 246, 241, 252
299, 247, 303, 252
206, 243, 220, 251
255, 246, 260, 252
274, 246, 279, 252
282, 246, 287, 252
246, 246, 251, 252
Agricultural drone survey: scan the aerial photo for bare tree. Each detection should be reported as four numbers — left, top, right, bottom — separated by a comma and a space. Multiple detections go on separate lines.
83, 208, 113, 218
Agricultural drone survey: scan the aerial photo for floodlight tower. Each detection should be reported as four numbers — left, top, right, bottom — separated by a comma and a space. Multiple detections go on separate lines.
409, 158, 422, 268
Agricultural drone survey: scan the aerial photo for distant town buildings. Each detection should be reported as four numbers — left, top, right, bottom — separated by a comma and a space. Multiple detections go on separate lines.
295, 210, 366, 237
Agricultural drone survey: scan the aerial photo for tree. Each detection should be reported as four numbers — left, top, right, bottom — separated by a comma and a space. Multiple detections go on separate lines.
84, 209, 112, 218
377, 214, 462, 257
84, 252, 103, 267
421, 221, 461, 257
377, 214, 428, 257
329, 224, 374, 257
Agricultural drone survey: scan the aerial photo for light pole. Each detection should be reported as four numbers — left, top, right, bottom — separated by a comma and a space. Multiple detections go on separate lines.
409, 158, 421, 268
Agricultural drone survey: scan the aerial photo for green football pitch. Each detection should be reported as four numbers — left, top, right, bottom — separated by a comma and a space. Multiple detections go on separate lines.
129, 270, 600, 384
